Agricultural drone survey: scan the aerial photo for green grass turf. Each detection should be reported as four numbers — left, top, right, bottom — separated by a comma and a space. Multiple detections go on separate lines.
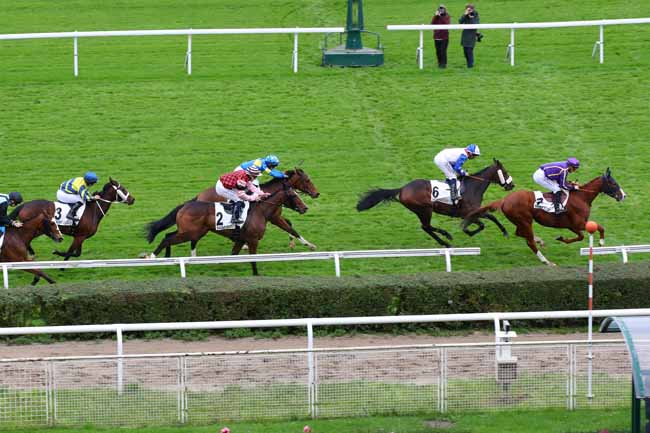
2, 0, 650, 286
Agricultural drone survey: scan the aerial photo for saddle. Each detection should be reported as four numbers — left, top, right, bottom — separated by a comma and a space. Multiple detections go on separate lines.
533, 191, 569, 214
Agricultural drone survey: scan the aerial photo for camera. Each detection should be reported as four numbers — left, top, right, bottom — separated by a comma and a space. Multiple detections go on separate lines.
476, 32, 484, 42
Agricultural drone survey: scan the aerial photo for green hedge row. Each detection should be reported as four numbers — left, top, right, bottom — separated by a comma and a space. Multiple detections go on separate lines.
1, 261, 649, 330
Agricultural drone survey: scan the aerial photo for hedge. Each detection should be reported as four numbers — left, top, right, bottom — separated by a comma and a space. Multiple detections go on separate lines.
0, 261, 649, 330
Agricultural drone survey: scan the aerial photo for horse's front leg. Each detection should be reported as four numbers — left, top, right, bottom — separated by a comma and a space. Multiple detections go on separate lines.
556, 229, 585, 244
246, 241, 260, 276
481, 213, 509, 237
462, 219, 485, 237
272, 216, 316, 251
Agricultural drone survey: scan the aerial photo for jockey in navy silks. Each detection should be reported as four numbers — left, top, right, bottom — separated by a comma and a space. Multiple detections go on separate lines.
532, 157, 580, 214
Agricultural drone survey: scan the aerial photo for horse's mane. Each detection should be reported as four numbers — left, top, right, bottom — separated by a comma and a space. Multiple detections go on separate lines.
470, 164, 494, 177
259, 176, 286, 188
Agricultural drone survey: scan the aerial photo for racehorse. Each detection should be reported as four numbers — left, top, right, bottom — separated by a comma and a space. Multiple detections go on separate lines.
462, 168, 626, 265
1, 206, 64, 285
148, 168, 319, 255
145, 179, 308, 275
10, 178, 135, 260
356, 159, 515, 247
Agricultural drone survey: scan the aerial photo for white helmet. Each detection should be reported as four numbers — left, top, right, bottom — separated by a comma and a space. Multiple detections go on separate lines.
465, 143, 480, 156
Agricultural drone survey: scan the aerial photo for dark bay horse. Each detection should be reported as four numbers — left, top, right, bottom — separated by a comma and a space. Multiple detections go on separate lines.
463, 168, 626, 265
149, 168, 319, 255
11, 178, 135, 260
356, 159, 515, 247
1, 207, 64, 285
146, 179, 308, 275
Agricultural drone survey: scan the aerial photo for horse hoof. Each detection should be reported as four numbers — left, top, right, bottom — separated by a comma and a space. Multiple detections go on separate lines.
308, 245, 317, 251
599, 239, 605, 246
555, 236, 563, 242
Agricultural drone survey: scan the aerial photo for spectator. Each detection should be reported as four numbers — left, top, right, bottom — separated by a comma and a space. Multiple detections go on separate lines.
431, 4, 450, 69
459, 3, 480, 68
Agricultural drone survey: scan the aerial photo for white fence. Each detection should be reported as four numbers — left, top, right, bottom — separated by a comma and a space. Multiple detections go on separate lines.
0, 247, 479, 289
580, 244, 650, 263
387, 17, 650, 69
0, 27, 344, 75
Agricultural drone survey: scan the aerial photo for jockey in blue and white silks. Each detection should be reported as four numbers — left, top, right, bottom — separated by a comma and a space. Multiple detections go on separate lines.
57, 172, 100, 221
234, 155, 286, 186
532, 157, 580, 214
0, 192, 24, 237
434, 144, 481, 204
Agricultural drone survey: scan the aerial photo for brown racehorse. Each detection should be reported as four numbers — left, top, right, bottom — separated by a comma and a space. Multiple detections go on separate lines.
149, 168, 319, 255
1, 207, 64, 285
462, 168, 626, 265
356, 159, 515, 247
10, 178, 135, 260
146, 179, 308, 275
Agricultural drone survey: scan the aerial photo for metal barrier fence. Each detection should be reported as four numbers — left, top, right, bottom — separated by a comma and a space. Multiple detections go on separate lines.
0, 27, 344, 75
1, 247, 480, 289
0, 341, 629, 427
580, 244, 650, 263
387, 17, 650, 69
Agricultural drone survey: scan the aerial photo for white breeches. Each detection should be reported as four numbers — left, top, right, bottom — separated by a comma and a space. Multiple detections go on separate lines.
215, 181, 242, 202
234, 165, 260, 186
57, 190, 82, 204
532, 168, 561, 193
434, 155, 457, 180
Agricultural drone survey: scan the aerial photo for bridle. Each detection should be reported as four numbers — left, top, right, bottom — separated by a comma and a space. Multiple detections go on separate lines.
262, 181, 301, 211
465, 164, 513, 188
94, 182, 131, 216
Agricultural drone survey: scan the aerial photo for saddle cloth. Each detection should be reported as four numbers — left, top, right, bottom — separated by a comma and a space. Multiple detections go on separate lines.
54, 202, 87, 226
533, 191, 569, 214
430, 180, 460, 205
0, 232, 4, 254
214, 201, 250, 230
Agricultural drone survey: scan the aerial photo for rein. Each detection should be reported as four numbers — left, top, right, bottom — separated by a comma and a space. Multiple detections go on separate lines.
94, 183, 131, 216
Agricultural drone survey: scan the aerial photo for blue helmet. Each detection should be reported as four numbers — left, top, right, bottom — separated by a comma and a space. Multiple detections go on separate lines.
84, 171, 98, 184
567, 157, 580, 168
465, 144, 480, 156
264, 155, 280, 168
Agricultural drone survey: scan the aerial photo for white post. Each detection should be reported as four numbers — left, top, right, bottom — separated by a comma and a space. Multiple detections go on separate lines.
510, 28, 515, 66
2, 265, 8, 289
599, 25, 604, 64
186, 33, 192, 75
444, 249, 452, 272
73, 35, 79, 77
293, 32, 299, 73
333, 253, 341, 277
116, 327, 124, 395
587, 232, 594, 399
179, 258, 187, 278
621, 247, 629, 263
307, 321, 315, 418
418, 30, 424, 70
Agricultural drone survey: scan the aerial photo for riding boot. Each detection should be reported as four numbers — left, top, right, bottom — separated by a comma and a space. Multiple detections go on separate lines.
66, 202, 83, 223
553, 191, 563, 214
446, 179, 459, 205
232, 201, 245, 225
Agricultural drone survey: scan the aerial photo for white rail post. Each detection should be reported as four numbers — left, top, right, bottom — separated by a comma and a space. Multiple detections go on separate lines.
2, 264, 8, 289
510, 28, 515, 66
307, 320, 315, 418
186, 33, 192, 75
293, 31, 299, 73
333, 253, 341, 277
444, 249, 452, 272
587, 231, 594, 400
73, 33, 79, 76
116, 326, 124, 395
179, 258, 187, 278
599, 24, 604, 64
621, 247, 629, 263
418, 30, 424, 69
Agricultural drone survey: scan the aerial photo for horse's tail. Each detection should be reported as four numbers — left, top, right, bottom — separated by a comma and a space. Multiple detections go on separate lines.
356, 188, 401, 211
145, 197, 199, 243
461, 199, 504, 229
9, 204, 24, 220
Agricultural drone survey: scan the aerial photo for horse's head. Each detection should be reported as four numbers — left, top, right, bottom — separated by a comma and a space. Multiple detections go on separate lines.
286, 168, 320, 198
491, 158, 515, 190
601, 168, 626, 201
100, 178, 135, 205
281, 182, 308, 215
32, 209, 64, 243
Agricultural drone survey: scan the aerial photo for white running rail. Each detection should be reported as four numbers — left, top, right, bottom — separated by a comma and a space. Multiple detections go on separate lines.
387, 17, 650, 68
580, 244, 650, 263
0, 27, 344, 75
1, 247, 480, 288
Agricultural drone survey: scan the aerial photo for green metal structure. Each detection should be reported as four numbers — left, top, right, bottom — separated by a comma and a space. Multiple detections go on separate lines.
322, 0, 384, 67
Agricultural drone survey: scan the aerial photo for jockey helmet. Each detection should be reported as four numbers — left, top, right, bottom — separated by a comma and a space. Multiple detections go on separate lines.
567, 157, 580, 168
246, 165, 261, 177
84, 171, 99, 184
8, 192, 23, 205
465, 143, 480, 156
264, 154, 280, 168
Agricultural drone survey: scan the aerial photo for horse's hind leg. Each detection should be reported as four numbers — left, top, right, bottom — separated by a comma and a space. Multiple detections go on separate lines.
26, 269, 55, 285
408, 206, 452, 246
513, 221, 555, 266
152, 231, 195, 257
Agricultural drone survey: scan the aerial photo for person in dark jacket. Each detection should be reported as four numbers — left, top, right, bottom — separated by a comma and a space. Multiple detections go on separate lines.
0, 192, 24, 239
459, 3, 480, 68
431, 4, 450, 68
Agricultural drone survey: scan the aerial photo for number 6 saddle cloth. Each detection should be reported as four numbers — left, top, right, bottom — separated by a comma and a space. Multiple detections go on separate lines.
429, 180, 460, 205
214, 201, 251, 230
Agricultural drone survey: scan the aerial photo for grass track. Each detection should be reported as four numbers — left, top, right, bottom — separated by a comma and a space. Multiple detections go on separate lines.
1, 0, 650, 286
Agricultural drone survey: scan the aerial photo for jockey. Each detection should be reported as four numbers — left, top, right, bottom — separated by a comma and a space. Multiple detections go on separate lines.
235, 155, 286, 186
216, 165, 270, 224
57, 172, 101, 222
0, 192, 24, 239
532, 157, 580, 214
433, 144, 481, 204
